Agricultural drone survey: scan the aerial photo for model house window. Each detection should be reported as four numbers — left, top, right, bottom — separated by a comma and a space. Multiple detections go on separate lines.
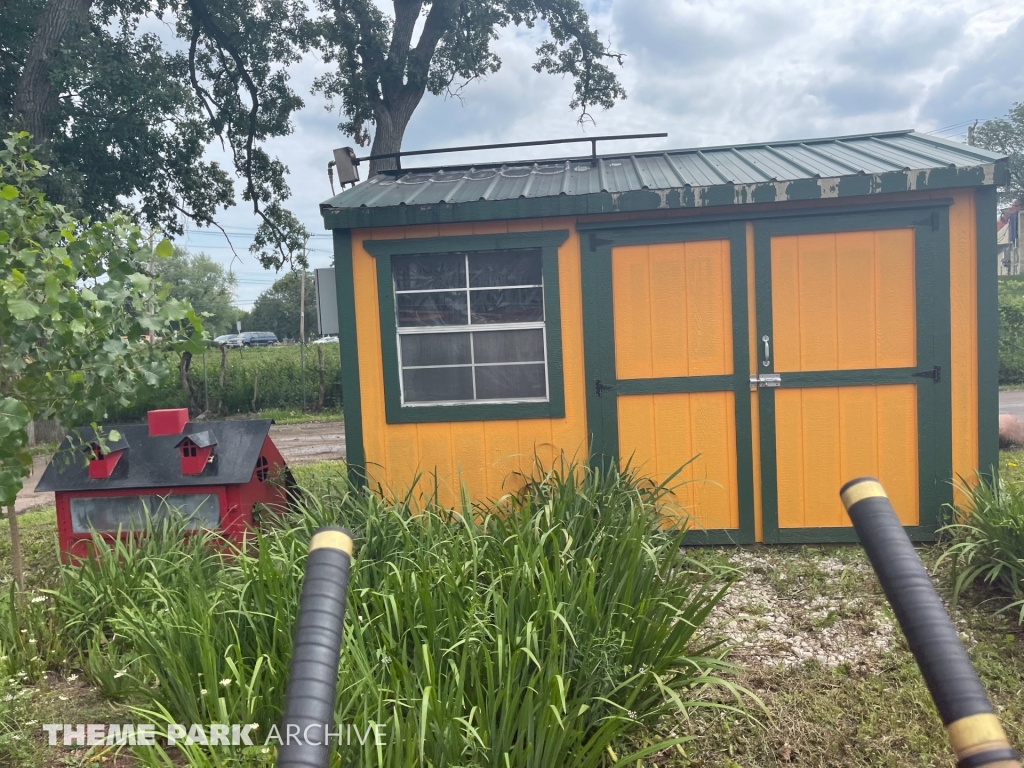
69, 493, 220, 533
392, 249, 548, 405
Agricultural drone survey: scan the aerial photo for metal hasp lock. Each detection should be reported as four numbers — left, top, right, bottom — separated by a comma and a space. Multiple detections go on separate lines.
749, 374, 782, 388
594, 379, 616, 397
912, 365, 942, 383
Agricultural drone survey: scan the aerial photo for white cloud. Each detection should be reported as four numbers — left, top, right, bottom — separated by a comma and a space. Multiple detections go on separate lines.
176, 0, 1024, 307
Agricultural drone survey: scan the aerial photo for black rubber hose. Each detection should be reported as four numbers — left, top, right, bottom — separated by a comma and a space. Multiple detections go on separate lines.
277, 526, 353, 768
840, 478, 1020, 768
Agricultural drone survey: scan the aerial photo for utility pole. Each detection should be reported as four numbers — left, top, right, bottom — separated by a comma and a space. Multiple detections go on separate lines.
968, 119, 978, 146
299, 264, 307, 412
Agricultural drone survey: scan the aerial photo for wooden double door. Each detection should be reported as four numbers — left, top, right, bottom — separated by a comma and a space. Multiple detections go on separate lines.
582, 207, 952, 543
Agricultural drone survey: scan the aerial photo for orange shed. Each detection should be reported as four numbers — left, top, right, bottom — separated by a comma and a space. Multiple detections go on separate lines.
320, 130, 1008, 543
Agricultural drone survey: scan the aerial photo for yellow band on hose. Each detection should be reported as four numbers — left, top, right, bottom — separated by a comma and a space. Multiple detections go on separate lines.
309, 530, 353, 556
947, 713, 1012, 760
840, 480, 888, 510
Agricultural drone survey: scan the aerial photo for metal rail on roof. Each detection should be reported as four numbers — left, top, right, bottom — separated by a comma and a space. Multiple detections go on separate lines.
358, 133, 669, 170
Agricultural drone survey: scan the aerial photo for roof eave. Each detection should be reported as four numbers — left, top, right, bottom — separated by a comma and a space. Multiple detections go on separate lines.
321, 160, 1007, 231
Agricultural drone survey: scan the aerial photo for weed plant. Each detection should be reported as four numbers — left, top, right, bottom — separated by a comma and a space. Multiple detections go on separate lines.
939, 475, 1024, 623
38, 460, 746, 767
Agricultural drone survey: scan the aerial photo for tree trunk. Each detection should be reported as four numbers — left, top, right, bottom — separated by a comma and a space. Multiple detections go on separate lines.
179, 351, 195, 413
7, 505, 23, 590
11, 0, 92, 144
368, 101, 420, 176
251, 370, 259, 412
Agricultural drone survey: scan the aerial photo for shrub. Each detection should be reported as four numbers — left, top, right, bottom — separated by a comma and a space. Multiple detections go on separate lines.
998, 278, 1024, 385
51, 461, 749, 767
939, 476, 1024, 624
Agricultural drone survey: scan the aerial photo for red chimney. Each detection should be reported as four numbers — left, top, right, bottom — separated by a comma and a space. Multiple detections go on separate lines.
148, 408, 189, 437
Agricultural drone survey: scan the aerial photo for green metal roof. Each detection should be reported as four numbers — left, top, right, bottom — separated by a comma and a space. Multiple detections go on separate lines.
320, 130, 1008, 230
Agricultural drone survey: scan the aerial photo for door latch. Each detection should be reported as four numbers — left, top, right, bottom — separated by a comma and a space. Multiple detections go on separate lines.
749, 373, 782, 388
911, 365, 941, 383
595, 379, 616, 397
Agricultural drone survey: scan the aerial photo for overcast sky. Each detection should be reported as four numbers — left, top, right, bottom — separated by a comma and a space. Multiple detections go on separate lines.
174, 0, 1024, 311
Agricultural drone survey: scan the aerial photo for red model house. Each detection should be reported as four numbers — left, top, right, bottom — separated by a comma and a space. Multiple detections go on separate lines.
35, 408, 290, 561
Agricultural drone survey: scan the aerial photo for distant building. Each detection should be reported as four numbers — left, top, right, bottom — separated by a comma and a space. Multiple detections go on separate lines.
998, 205, 1022, 275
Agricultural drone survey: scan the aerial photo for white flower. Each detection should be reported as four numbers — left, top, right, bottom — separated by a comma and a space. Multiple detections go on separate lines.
261, 748, 269, 754
28, 639, 36, 645
19, 629, 27, 634
0, 656, 7, 662
30, 596, 46, 604
200, 688, 208, 695
380, 655, 391, 666
66, 674, 78, 681
219, 678, 232, 687
627, 710, 636, 719
25, 720, 37, 726
58, 695, 68, 701
113, 671, 126, 679
30, 657, 39, 662
250, 723, 259, 730
1, 695, 12, 702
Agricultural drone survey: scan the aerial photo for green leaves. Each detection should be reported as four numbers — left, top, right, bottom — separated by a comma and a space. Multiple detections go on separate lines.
155, 238, 173, 258
0, 133, 205, 507
6, 298, 39, 320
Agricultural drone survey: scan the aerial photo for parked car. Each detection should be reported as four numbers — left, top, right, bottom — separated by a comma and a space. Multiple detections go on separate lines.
213, 334, 243, 347
312, 335, 339, 345
241, 331, 278, 347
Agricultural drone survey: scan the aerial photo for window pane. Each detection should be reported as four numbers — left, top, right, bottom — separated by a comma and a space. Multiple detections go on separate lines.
68, 493, 220, 533
153, 494, 221, 529
396, 291, 468, 327
393, 254, 466, 291
469, 250, 542, 288
473, 329, 545, 364
475, 363, 546, 400
70, 495, 151, 533
470, 288, 543, 324
403, 366, 474, 402
401, 332, 472, 366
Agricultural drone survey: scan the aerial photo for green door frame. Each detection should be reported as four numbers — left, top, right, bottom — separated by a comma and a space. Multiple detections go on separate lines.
581, 221, 756, 545
753, 205, 954, 543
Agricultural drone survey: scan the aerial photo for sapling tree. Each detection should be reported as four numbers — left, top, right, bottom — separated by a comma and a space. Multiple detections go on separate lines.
0, 132, 203, 589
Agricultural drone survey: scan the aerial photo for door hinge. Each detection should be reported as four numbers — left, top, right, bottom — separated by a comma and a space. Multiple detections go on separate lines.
912, 365, 941, 383
594, 379, 616, 397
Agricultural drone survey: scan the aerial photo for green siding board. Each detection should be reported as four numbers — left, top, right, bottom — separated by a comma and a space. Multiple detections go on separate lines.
332, 230, 366, 487
368, 230, 569, 425
783, 178, 822, 201
837, 175, 872, 197
751, 184, 777, 204
976, 185, 999, 481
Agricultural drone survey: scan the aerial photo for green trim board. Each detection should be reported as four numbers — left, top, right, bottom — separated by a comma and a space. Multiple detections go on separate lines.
321, 171, 1000, 231
753, 207, 953, 543
975, 185, 999, 482
364, 230, 570, 424
581, 220, 757, 544
332, 229, 366, 487
575, 197, 956, 232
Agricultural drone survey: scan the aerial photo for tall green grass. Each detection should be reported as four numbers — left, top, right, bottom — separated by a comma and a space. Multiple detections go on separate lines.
939, 476, 1024, 623
42, 461, 748, 767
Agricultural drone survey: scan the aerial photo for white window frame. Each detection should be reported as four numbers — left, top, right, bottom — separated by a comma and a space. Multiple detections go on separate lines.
393, 251, 550, 407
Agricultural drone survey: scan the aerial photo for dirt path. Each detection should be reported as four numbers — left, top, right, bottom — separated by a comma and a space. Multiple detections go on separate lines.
14, 420, 346, 515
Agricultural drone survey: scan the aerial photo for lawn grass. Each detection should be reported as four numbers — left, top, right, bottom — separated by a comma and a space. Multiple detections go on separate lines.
685, 545, 1024, 767
223, 407, 343, 425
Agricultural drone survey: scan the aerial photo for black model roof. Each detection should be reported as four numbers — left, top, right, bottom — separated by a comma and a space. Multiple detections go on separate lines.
35, 420, 273, 492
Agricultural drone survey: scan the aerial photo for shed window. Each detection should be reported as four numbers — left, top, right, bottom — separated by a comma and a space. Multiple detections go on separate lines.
392, 249, 548, 405
69, 493, 220, 534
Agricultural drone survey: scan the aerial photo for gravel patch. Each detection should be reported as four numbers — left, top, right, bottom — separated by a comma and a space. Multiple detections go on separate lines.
710, 548, 898, 671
